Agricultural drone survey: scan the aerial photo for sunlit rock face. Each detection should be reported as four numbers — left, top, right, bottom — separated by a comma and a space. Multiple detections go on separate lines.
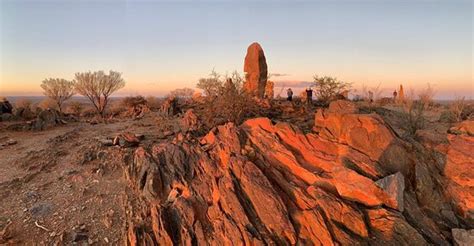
243, 42, 267, 98
124, 101, 473, 245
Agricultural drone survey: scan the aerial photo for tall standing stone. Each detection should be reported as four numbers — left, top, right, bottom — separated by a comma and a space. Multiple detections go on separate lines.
398, 84, 405, 104
244, 42, 268, 98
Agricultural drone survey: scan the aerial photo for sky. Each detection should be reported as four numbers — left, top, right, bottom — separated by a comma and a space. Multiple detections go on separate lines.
0, 0, 472, 99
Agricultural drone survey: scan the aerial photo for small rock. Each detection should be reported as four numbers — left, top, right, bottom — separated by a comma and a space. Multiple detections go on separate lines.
104, 237, 109, 243
99, 139, 113, 146
375, 172, 405, 211
71, 231, 88, 242
452, 228, 474, 246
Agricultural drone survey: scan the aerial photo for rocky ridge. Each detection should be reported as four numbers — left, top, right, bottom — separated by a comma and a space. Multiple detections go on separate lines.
122, 100, 473, 245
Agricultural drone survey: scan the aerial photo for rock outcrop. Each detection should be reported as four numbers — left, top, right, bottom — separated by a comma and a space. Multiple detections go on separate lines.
33, 109, 62, 131
123, 100, 473, 244
243, 42, 267, 98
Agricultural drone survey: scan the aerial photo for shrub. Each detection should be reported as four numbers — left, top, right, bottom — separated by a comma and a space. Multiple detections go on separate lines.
418, 83, 436, 109
37, 98, 58, 110
68, 101, 84, 116
196, 70, 259, 128
145, 96, 161, 110
168, 88, 195, 99
15, 98, 32, 110
313, 75, 351, 104
121, 96, 147, 108
196, 70, 222, 97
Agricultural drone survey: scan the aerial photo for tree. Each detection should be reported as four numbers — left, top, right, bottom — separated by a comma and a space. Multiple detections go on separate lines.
169, 88, 195, 98
196, 70, 222, 97
40, 78, 75, 113
74, 70, 125, 117
313, 75, 351, 104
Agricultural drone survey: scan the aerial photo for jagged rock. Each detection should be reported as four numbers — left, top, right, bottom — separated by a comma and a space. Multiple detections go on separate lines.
159, 97, 179, 117
114, 133, 140, 148
243, 42, 267, 98
33, 109, 61, 131
441, 134, 474, 223
119, 98, 474, 245
180, 109, 199, 132
314, 100, 411, 175
367, 208, 427, 245
327, 99, 358, 114
0, 98, 13, 114
375, 172, 405, 211
452, 228, 474, 246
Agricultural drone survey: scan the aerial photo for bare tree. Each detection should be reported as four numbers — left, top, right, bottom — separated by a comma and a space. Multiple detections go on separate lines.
40, 78, 75, 113
74, 70, 125, 117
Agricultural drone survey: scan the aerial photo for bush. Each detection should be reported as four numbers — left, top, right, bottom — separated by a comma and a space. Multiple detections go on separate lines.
313, 75, 351, 104
121, 96, 147, 108
168, 88, 195, 99
67, 101, 84, 116
196, 70, 259, 128
418, 83, 436, 109
196, 70, 223, 97
145, 96, 161, 110
15, 99, 32, 110
37, 98, 58, 110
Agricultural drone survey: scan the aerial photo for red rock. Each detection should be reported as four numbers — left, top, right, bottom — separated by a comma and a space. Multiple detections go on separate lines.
443, 134, 474, 222
123, 114, 471, 244
449, 120, 474, 136
243, 42, 268, 98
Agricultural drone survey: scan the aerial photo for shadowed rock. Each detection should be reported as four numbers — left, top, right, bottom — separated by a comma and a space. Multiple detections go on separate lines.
375, 172, 405, 211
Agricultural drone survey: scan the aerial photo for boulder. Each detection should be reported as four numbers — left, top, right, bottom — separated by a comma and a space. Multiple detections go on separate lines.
327, 99, 358, 114
452, 228, 474, 246
181, 109, 199, 132
114, 133, 140, 148
33, 109, 61, 130
243, 42, 267, 98
0, 99, 13, 114
375, 172, 405, 211
159, 97, 179, 117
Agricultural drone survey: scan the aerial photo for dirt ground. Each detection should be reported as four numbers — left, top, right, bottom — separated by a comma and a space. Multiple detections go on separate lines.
0, 115, 170, 245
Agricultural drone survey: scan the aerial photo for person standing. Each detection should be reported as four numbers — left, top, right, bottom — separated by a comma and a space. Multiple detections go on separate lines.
287, 88, 293, 101
305, 87, 313, 106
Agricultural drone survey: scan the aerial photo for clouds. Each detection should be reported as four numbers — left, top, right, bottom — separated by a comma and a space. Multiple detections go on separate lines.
273, 80, 314, 88
269, 73, 290, 78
